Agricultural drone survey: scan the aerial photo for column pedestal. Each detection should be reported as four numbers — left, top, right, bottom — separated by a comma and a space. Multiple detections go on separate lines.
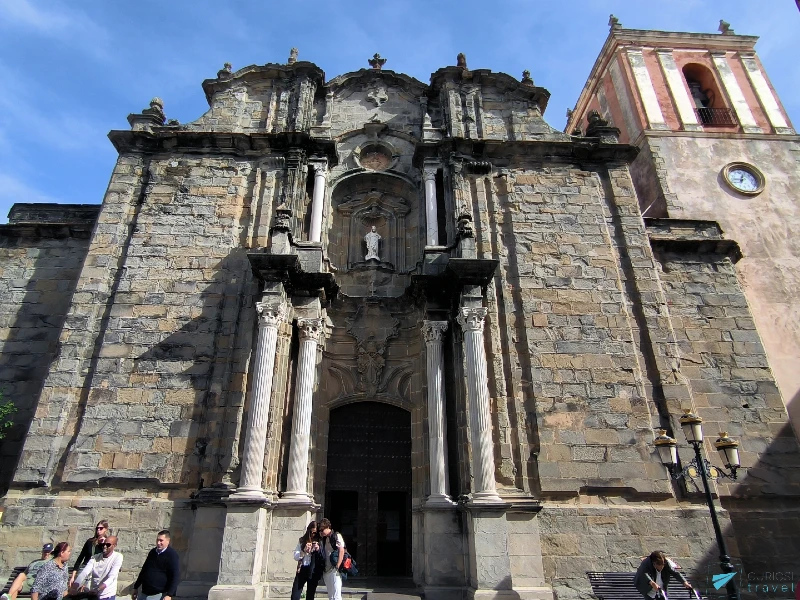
208, 503, 269, 600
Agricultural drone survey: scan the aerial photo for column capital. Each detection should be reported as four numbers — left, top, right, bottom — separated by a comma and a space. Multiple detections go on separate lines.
422, 320, 448, 342
297, 318, 324, 342
457, 307, 488, 332
309, 159, 329, 178
256, 303, 287, 327
422, 161, 440, 182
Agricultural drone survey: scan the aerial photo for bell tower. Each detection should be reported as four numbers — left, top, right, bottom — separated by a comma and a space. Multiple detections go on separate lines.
567, 17, 800, 436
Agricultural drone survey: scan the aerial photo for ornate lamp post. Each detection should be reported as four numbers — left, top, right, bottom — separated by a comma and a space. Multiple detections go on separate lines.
653, 410, 741, 600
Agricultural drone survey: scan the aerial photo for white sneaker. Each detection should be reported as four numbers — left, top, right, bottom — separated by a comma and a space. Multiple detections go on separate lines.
1, 593, 11, 600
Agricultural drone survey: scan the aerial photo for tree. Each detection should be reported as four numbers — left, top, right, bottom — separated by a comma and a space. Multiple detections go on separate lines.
0, 396, 16, 440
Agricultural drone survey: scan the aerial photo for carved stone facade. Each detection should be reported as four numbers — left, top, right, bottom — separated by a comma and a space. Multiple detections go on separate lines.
0, 26, 799, 600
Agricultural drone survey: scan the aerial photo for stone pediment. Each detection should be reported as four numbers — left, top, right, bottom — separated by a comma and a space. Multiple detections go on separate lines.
327, 68, 428, 98
201, 61, 325, 105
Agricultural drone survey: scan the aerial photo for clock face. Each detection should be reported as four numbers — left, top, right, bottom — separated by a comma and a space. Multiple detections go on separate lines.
727, 168, 758, 192
722, 163, 764, 195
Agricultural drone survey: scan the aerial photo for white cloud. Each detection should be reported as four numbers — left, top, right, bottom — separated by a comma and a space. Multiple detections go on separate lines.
0, 172, 63, 221
0, 0, 112, 61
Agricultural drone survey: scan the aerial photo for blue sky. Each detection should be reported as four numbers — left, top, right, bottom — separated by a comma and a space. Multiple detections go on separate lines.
0, 0, 797, 223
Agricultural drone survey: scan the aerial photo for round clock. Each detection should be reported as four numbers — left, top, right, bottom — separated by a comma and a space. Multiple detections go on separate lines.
722, 162, 765, 196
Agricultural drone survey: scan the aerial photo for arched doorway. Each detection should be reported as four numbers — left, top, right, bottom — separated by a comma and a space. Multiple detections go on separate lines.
325, 401, 412, 578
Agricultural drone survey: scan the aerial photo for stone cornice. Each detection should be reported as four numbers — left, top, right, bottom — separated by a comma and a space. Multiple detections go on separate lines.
0, 222, 95, 240
108, 129, 338, 162
645, 217, 743, 262
414, 138, 639, 167
327, 68, 428, 97
429, 67, 551, 114
201, 61, 326, 105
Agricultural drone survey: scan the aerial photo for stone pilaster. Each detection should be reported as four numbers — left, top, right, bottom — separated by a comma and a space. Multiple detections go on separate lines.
625, 47, 668, 130
423, 162, 440, 246
710, 51, 762, 133
308, 160, 328, 242
208, 504, 269, 600
231, 301, 286, 501
457, 307, 502, 504
422, 320, 454, 506
281, 318, 323, 504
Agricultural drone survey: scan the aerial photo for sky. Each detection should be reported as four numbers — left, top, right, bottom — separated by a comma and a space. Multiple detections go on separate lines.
0, 0, 798, 223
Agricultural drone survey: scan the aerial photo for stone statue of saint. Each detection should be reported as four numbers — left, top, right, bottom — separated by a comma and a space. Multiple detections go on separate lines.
365, 226, 381, 261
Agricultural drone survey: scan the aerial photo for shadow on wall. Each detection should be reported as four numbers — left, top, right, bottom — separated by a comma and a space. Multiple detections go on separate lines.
0, 225, 93, 494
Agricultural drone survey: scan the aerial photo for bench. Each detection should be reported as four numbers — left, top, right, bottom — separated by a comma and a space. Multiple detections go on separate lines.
1, 566, 29, 598
587, 572, 704, 600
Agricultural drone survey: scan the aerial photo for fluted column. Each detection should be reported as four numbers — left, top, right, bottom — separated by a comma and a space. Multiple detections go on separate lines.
308, 160, 328, 242
423, 163, 439, 246
457, 307, 502, 503
282, 318, 323, 503
423, 320, 454, 506
231, 302, 286, 501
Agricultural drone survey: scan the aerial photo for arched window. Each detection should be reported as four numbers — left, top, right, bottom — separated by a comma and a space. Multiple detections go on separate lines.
682, 63, 736, 126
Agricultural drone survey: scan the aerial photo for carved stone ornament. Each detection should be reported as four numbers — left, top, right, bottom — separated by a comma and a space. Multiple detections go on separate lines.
346, 302, 400, 394
256, 302, 287, 327
457, 215, 474, 238
297, 318, 323, 342
367, 85, 389, 107
608, 14, 621, 31
422, 321, 448, 343
217, 62, 233, 79
456, 307, 487, 332
273, 203, 292, 230
368, 53, 387, 70
718, 20, 733, 35
288, 47, 299, 64
522, 70, 534, 86
457, 53, 468, 69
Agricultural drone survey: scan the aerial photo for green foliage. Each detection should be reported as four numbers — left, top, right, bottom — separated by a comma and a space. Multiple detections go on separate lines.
0, 398, 16, 441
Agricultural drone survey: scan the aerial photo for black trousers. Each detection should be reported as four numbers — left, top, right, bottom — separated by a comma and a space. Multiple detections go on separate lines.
291, 565, 321, 600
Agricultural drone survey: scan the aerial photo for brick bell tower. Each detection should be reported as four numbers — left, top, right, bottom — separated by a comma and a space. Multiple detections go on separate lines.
567, 16, 800, 437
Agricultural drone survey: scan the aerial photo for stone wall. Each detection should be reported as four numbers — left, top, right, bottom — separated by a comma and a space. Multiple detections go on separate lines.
0, 205, 97, 491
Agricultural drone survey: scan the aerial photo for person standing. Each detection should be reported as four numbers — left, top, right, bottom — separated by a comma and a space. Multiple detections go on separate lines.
291, 522, 324, 600
71, 536, 123, 600
633, 551, 692, 600
131, 530, 180, 600
0, 543, 53, 600
30, 542, 71, 600
71, 521, 110, 585
319, 519, 344, 600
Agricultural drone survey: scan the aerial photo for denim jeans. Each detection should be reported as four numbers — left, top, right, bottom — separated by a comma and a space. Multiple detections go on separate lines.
137, 593, 164, 600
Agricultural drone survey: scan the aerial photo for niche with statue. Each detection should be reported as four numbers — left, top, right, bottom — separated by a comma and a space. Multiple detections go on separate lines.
328, 173, 421, 297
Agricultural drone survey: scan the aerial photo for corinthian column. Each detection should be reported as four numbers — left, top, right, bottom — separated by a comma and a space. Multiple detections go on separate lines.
422, 320, 454, 506
456, 307, 502, 503
308, 160, 328, 242
423, 163, 439, 246
282, 318, 323, 504
231, 302, 286, 501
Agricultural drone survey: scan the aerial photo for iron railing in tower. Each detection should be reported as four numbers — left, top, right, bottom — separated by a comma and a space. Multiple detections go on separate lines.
695, 107, 738, 126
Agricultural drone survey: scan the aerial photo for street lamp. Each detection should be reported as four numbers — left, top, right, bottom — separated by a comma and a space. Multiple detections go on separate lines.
653, 409, 741, 600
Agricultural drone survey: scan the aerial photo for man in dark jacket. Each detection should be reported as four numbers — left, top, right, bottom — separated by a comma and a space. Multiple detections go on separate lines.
634, 551, 693, 599
131, 530, 180, 600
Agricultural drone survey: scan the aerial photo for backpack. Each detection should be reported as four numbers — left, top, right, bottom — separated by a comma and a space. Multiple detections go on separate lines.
327, 530, 358, 578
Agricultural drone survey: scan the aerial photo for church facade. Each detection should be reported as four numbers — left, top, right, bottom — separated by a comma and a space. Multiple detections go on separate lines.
0, 20, 799, 600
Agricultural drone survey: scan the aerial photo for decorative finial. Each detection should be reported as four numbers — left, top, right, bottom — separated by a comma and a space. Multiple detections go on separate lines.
457, 53, 467, 69
142, 97, 166, 125
718, 20, 734, 34
566, 107, 574, 120
609, 14, 621, 31
521, 70, 534, 86
368, 53, 387, 70
217, 62, 232, 79
288, 48, 298, 64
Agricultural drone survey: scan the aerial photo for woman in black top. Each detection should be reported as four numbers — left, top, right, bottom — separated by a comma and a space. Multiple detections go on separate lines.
291, 522, 324, 600
70, 520, 109, 584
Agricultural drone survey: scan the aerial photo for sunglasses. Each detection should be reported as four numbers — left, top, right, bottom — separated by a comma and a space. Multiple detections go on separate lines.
101, 543, 114, 548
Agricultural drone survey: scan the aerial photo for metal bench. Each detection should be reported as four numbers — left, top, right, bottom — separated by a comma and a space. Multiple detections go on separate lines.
587, 572, 703, 600
1, 566, 30, 598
